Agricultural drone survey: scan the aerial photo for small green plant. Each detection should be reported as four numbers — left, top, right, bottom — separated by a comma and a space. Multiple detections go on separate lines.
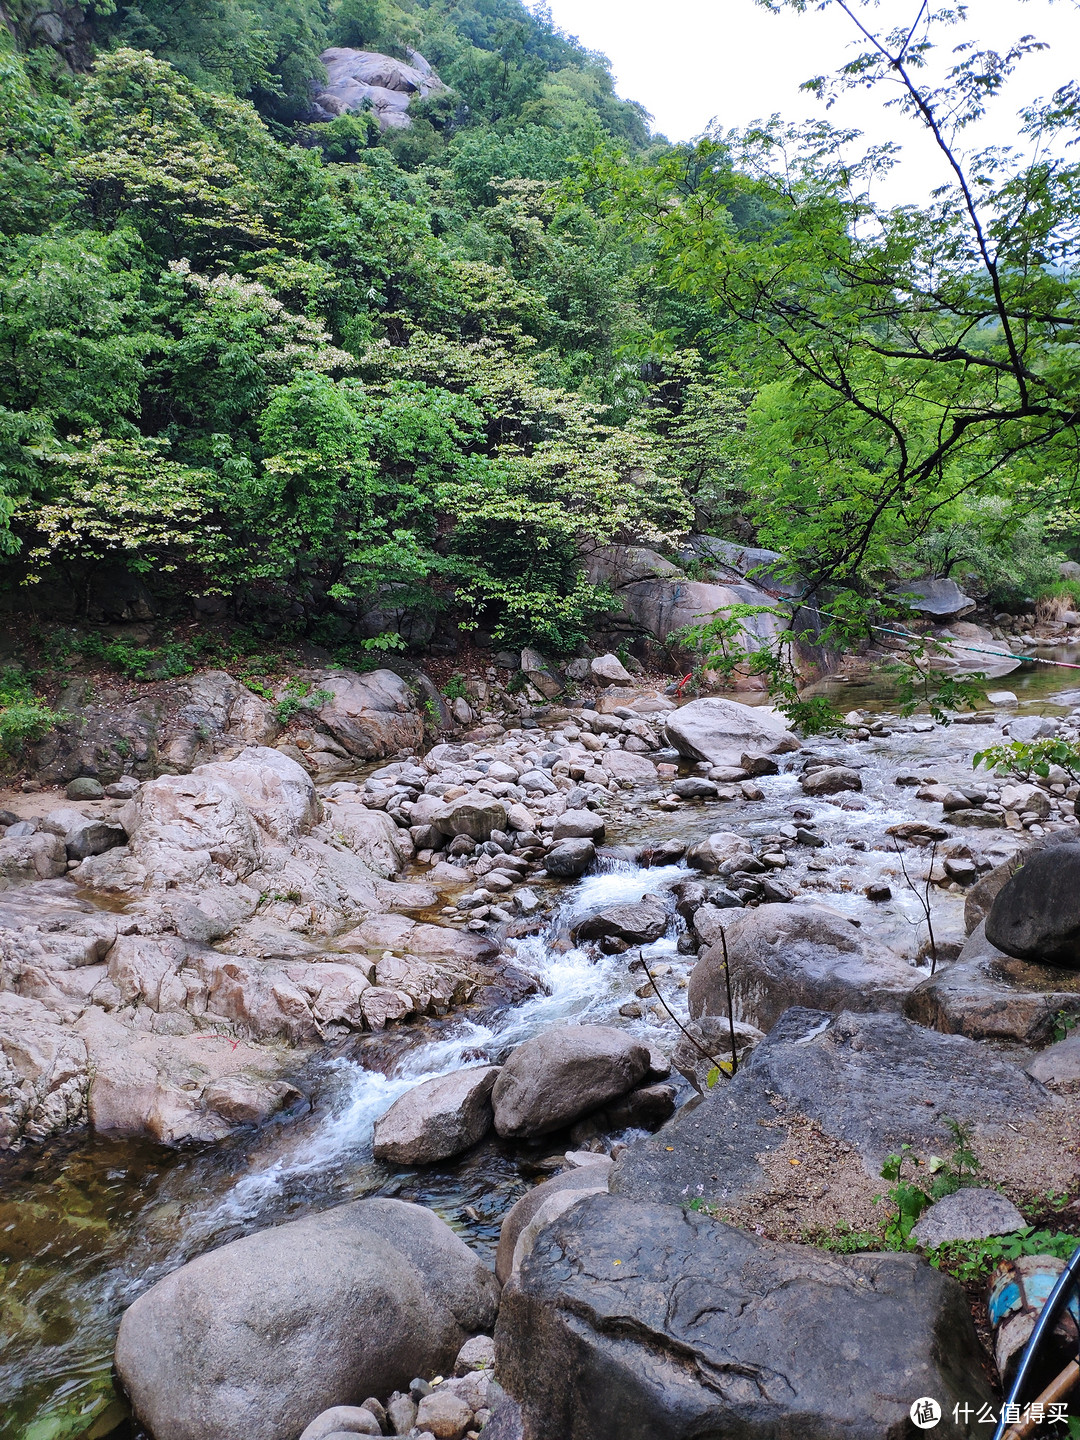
443, 673, 467, 702
1054, 1009, 1080, 1043
807, 1223, 884, 1254
974, 736, 1080, 784
875, 1119, 981, 1245
927, 1228, 1080, 1283
0, 668, 65, 757
359, 630, 407, 653
273, 680, 333, 725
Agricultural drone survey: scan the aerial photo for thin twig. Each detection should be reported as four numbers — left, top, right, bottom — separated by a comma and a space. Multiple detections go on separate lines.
637, 957, 731, 1078
895, 839, 940, 974
719, 928, 739, 1077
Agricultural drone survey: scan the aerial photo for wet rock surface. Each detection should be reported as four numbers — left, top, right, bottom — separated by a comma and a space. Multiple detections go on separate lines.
372, 1065, 500, 1164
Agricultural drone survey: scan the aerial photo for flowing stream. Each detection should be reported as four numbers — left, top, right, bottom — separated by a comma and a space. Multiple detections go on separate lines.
2, 661, 1077, 1440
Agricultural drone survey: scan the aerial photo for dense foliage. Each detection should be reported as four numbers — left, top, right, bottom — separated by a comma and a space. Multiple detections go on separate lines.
0, 1, 693, 650
2, 0, 1079, 662
598, 1, 1080, 611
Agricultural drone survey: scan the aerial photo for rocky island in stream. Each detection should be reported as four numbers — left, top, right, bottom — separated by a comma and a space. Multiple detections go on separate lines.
3, 645, 1080, 1440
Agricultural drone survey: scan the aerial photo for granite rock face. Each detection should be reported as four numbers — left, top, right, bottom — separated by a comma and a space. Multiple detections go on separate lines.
495, 1193, 993, 1440
312, 48, 446, 130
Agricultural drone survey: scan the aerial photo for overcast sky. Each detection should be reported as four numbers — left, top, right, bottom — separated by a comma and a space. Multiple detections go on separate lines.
540, 0, 1080, 203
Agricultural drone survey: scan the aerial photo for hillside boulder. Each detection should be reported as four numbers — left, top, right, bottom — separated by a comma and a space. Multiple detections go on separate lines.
310, 669, 423, 759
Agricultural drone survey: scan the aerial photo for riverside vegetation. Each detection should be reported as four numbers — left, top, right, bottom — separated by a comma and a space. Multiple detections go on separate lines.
6, 1, 1080, 1439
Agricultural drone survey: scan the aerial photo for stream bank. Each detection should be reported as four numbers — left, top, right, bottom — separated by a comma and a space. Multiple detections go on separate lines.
3, 662, 1080, 1439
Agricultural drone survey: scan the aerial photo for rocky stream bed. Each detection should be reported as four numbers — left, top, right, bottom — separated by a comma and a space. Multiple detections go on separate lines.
4, 654, 1080, 1440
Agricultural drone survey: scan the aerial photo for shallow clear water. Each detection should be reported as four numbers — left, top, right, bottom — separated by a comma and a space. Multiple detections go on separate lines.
0, 860, 692, 1440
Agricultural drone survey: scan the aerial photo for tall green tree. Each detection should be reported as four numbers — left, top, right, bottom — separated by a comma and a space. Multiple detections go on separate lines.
603, 0, 1080, 601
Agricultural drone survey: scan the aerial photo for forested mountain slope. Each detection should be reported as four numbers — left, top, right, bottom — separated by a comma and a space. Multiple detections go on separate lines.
0, 0, 717, 656
2, 0, 1079, 696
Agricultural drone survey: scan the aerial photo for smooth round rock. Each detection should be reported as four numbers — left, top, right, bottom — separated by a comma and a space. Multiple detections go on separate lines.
299, 1407, 382, 1440
66, 777, 104, 800
986, 843, 1080, 965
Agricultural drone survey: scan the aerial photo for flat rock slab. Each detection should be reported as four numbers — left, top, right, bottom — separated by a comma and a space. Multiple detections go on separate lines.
905, 921, 1080, 1046
911, 1188, 1025, 1247
611, 1008, 1076, 1211
1027, 1032, 1080, 1085
495, 1193, 993, 1440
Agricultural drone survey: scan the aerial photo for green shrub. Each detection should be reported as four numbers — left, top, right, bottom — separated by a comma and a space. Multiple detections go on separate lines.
0, 668, 64, 756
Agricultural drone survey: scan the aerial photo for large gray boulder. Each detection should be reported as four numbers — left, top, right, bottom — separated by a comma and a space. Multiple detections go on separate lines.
372, 1066, 500, 1165
310, 668, 423, 759
41, 806, 127, 859
0, 830, 67, 884
492, 1027, 650, 1139
495, 1193, 993, 1440
1026, 1032, 1080, 1085
799, 764, 861, 796
432, 792, 508, 843
551, 810, 605, 843
985, 842, 1080, 965
906, 919, 1080, 1046
891, 576, 976, 619
665, 697, 799, 766
114, 1198, 499, 1440
690, 903, 917, 1032
611, 1009, 1072, 1210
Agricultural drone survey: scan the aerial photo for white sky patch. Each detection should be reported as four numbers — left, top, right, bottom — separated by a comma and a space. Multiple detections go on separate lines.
540, 0, 1080, 204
